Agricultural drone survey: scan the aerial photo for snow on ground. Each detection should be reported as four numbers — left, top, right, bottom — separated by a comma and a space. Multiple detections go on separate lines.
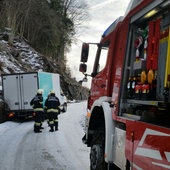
0, 101, 90, 170
0, 121, 21, 135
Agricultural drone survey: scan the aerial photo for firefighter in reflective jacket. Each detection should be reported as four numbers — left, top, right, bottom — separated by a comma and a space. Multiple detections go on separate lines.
30, 89, 44, 133
45, 90, 60, 132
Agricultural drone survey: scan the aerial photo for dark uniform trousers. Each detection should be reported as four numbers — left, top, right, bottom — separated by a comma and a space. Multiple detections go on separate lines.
45, 94, 60, 132
48, 111, 59, 131
30, 94, 44, 133
34, 111, 44, 132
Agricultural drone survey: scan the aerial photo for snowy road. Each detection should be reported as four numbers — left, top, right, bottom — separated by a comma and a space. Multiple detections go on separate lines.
0, 101, 90, 170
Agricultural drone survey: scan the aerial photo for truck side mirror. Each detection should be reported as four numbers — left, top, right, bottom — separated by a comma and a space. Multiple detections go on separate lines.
79, 63, 87, 73
81, 43, 89, 62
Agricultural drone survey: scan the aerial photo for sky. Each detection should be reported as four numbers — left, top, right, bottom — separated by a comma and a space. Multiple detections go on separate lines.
66, 0, 131, 88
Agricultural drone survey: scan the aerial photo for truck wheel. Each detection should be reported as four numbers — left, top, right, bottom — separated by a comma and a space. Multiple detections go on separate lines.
90, 132, 107, 170
62, 103, 67, 112
90, 144, 107, 170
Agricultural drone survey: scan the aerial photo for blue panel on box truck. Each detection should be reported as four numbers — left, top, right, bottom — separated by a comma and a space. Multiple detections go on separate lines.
38, 72, 61, 105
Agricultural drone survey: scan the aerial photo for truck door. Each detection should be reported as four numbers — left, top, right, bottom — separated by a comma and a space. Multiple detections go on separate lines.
20, 73, 38, 110
2, 75, 21, 111
90, 42, 109, 104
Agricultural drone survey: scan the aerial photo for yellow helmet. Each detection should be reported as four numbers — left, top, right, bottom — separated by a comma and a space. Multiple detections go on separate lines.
37, 89, 44, 95
50, 89, 55, 94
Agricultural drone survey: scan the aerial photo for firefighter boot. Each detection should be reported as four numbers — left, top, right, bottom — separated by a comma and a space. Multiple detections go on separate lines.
49, 125, 54, 132
55, 122, 58, 131
34, 125, 42, 133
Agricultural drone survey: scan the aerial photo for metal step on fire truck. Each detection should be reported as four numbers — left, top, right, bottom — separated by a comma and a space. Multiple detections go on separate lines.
79, 0, 170, 169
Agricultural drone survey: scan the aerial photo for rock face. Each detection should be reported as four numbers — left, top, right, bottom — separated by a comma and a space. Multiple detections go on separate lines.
0, 36, 89, 101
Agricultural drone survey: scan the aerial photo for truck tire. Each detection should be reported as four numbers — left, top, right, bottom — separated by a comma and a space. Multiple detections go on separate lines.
62, 103, 67, 112
90, 133, 107, 170
90, 144, 107, 170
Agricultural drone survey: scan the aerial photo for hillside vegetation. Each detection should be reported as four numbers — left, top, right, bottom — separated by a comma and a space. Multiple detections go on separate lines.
0, 0, 89, 100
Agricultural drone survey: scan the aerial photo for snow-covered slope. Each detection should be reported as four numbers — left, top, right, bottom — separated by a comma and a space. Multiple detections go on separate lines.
0, 37, 89, 101
0, 38, 44, 76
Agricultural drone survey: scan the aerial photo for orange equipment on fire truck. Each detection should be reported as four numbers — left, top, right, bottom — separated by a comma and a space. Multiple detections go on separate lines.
79, 0, 170, 170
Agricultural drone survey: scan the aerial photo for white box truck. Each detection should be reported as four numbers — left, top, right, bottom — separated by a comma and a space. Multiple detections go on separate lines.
1, 72, 67, 118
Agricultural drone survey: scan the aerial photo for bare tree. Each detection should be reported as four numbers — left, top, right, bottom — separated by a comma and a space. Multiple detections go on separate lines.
0, 0, 28, 44
63, 0, 88, 27
0, 0, 88, 65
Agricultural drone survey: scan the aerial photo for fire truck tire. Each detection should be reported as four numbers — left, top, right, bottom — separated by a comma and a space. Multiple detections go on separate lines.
90, 144, 107, 170
90, 132, 107, 170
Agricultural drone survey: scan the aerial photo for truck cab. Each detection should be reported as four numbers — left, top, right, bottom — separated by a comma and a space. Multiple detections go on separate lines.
80, 0, 170, 169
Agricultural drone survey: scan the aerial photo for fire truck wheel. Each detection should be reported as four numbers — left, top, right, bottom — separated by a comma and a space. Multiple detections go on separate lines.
90, 144, 107, 170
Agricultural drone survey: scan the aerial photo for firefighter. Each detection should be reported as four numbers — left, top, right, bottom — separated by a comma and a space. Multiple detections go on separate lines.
30, 89, 44, 133
45, 93, 50, 127
45, 89, 60, 132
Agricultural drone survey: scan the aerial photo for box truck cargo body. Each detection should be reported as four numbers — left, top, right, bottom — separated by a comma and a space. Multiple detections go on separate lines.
2, 72, 38, 117
2, 72, 67, 118
38, 72, 67, 112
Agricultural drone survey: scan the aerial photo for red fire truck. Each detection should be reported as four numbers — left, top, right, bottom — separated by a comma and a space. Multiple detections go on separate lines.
79, 0, 170, 169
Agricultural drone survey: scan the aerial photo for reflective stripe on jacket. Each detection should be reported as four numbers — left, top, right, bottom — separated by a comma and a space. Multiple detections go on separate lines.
35, 122, 41, 126
34, 108, 44, 112
47, 109, 58, 113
